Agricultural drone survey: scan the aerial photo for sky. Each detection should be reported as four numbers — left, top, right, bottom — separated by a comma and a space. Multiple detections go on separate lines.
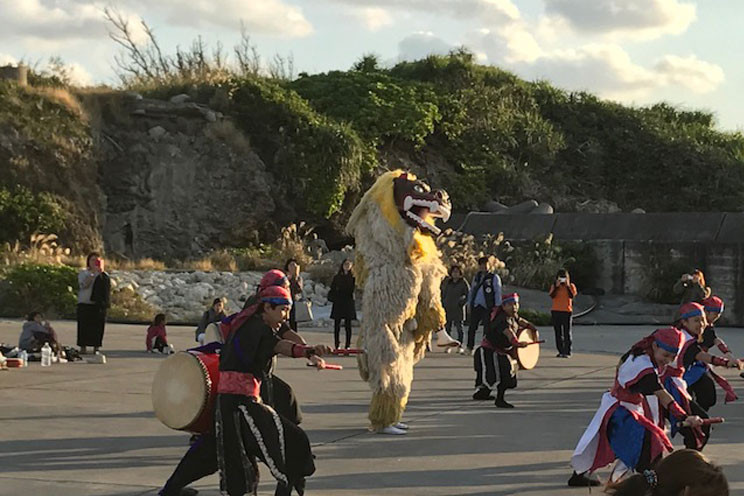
1, 0, 742, 131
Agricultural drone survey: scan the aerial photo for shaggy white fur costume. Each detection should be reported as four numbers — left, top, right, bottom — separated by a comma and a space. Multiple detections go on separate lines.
346, 170, 447, 430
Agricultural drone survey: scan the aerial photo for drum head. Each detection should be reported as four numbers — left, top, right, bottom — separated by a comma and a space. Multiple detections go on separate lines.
516, 328, 540, 370
152, 352, 208, 430
203, 323, 223, 344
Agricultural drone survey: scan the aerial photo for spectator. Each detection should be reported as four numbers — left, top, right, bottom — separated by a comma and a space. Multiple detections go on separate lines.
673, 269, 711, 304
196, 298, 227, 344
19, 312, 61, 354
146, 313, 173, 354
466, 256, 502, 355
441, 265, 470, 355
285, 258, 304, 331
329, 259, 357, 349
549, 269, 578, 358
77, 252, 111, 354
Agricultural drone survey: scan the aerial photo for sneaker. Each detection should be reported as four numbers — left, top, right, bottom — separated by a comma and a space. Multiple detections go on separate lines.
377, 425, 407, 435
556, 353, 563, 358
494, 398, 514, 409
458, 347, 466, 355
567, 471, 601, 487
468, 348, 475, 356
393, 422, 409, 430
473, 388, 494, 401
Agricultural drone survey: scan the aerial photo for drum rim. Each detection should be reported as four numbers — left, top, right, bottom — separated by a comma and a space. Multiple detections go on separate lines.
188, 350, 214, 427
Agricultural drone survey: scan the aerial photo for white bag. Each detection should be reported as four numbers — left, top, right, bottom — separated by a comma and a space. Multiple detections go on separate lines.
295, 300, 314, 323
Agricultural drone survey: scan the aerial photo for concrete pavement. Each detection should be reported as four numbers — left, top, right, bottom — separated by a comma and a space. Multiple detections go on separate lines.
1, 320, 742, 495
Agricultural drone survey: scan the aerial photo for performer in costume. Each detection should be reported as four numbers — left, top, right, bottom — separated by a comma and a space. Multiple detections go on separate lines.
665, 302, 742, 451
569, 327, 704, 487
159, 271, 323, 496
604, 449, 729, 496
346, 170, 458, 435
216, 285, 331, 496
472, 293, 538, 408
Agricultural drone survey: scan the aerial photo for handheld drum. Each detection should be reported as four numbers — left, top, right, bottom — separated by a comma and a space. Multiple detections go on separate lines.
151, 351, 220, 434
516, 328, 541, 370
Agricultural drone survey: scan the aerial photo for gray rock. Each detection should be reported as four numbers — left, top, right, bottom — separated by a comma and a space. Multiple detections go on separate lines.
204, 111, 217, 123
131, 108, 146, 116
125, 91, 143, 100
169, 93, 191, 104
631, 208, 646, 214
148, 126, 167, 140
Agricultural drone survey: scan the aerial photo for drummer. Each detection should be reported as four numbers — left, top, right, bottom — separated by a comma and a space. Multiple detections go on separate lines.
472, 292, 538, 408
158, 270, 324, 496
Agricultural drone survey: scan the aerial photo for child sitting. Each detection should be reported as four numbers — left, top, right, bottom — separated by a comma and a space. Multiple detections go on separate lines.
146, 314, 173, 354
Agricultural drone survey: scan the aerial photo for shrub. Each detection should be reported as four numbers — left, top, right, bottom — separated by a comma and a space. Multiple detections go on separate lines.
305, 261, 337, 287
0, 188, 67, 245
518, 308, 552, 326
640, 248, 694, 304
0, 263, 78, 318
1, 233, 72, 267
108, 287, 157, 321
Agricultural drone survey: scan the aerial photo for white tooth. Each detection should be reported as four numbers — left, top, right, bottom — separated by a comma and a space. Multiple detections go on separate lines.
404, 196, 413, 212
440, 206, 451, 222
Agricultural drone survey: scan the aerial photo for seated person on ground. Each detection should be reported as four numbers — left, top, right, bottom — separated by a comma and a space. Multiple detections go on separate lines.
19, 312, 61, 353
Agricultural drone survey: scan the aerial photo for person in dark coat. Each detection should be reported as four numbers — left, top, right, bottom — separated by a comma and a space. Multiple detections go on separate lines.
195, 298, 227, 343
329, 259, 357, 349
440, 265, 470, 354
77, 252, 110, 354
285, 259, 304, 331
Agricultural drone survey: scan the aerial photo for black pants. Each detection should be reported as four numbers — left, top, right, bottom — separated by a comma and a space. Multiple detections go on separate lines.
552, 311, 572, 355
473, 346, 517, 398
334, 318, 352, 349
445, 319, 464, 343
467, 306, 491, 349
688, 373, 717, 411
77, 303, 106, 347
152, 336, 168, 353
216, 394, 314, 496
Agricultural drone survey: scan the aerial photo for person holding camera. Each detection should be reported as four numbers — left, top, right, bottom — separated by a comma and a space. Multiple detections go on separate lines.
673, 269, 711, 305
549, 269, 577, 358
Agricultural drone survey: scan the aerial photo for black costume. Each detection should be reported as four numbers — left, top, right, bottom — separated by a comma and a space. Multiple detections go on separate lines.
473, 309, 527, 404
329, 271, 356, 349
216, 314, 314, 495
159, 322, 304, 496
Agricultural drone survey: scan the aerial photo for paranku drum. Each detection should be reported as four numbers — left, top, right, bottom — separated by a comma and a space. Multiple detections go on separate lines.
516, 328, 540, 370
152, 351, 220, 434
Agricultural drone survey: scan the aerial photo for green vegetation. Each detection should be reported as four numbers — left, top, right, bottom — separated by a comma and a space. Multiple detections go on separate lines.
0, 264, 78, 318
0, 187, 67, 244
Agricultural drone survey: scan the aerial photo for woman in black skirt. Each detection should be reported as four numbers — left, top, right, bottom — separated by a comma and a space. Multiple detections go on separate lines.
329, 259, 356, 349
76, 252, 111, 354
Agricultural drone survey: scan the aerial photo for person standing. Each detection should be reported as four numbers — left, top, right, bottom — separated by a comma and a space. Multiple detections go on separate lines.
549, 269, 578, 358
466, 256, 501, 355
673, 269, 711, 304
441, 265, 470, 354
77, 252, 110, 354
329, 259, 356, 349
285, 258, 304, 331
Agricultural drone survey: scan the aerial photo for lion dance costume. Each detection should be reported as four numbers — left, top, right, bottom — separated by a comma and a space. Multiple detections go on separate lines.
346, 170, 456, 434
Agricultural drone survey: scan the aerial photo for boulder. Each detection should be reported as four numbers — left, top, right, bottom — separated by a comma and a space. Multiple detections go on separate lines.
169, 93, 191, 104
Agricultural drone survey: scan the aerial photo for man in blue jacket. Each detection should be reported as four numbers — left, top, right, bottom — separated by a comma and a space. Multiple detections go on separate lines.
466, 256, 502, 355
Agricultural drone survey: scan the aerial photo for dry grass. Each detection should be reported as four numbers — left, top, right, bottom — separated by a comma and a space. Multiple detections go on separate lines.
107, 257, 167, 271
204, 120, 251, 155
29, 86, 86, 120
1, 234, 72, 267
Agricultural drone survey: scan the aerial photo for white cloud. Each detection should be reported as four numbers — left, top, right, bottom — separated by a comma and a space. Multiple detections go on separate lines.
543, 0, 696, 40
65, 62, 94, 87
352, 7, 394, 32
0, 0, 313, 43
0, 53, 18, 66
327, 0, 520, 24
397, 32, 456, 61
654, 55, 725, 93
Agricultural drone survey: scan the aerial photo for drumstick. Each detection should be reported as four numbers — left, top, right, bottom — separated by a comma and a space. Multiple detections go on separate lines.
306, 363, 343, 370
520, 340, 546, 346
676, 417, 724, 428
331, 348, 365, 355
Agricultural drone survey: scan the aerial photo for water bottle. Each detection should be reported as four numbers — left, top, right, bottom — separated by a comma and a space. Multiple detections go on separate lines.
20, 350, 28, 367
41, 343, 52, 367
